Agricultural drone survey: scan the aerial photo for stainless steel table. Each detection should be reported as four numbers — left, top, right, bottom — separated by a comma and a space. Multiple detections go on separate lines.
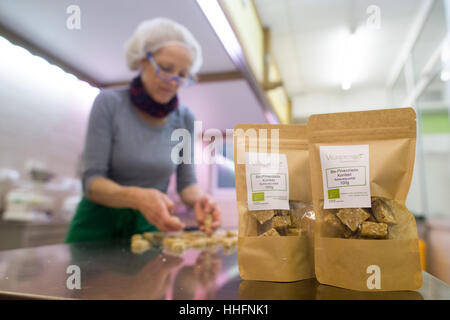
0, 241, 449, 300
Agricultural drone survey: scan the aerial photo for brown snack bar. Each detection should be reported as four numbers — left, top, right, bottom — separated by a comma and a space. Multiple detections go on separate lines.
371, 198, 397, 225
336, 208, 371, 232
360, 221, 388, 239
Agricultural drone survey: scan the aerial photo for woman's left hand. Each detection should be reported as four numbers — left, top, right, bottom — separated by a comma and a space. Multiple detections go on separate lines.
194, 195, 221, 235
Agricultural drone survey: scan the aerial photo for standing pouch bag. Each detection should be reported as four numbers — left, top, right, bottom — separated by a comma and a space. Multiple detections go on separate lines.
234, 124, 315, 282
308, 108, 422, 291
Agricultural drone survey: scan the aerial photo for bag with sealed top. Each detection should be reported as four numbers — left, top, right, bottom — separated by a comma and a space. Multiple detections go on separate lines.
308, 107, 422, 291
234, 124, 315, 282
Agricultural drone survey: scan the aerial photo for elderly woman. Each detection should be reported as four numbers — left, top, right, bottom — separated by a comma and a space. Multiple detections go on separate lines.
65, 18, 221, 242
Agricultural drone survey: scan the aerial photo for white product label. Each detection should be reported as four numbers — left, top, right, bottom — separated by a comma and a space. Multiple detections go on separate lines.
245, 152, 289, 211
320, 145, 371, 209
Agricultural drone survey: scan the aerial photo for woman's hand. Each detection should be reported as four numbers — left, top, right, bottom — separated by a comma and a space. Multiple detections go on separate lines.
131, 187, 185, 232
194, 194, 221, 235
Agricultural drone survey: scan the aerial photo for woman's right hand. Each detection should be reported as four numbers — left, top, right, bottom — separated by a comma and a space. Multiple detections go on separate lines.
129, 187, 185, 232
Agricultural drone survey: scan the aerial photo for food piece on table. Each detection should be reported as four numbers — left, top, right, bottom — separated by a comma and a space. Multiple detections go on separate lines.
221, 237, 238, 249
260, 228, 281, 237
142, 232, 153, 242
360, 221, 388, 239
336, 208, 371, 232
131, 239, 150, 254
170, 239, 187, 253
131, 234, 143, 242
371, 198, 397, 225
150, 232, 165, 246
192, 238, 208, 248
205, 236, 221, 246
226, 230, 238, 237
162, 237, 179, 248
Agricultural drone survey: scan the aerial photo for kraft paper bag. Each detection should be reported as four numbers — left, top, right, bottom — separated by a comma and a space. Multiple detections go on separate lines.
308, 107, 422, 291
234, 124, 315, 282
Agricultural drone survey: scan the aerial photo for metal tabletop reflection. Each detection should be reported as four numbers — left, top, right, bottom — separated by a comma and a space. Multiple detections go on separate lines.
0, 241, 449, 300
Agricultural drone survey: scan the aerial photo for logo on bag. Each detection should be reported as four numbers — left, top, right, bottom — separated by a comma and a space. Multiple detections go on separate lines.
366, 265, 381, 290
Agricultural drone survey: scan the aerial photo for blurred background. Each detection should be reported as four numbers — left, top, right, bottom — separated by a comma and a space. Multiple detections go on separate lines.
0, 0, 449, 284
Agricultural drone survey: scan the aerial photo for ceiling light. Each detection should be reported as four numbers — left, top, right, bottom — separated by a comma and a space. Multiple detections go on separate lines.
0, 35, 99, 101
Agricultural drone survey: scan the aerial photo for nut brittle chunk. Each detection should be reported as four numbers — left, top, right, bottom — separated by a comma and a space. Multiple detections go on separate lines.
371, 198, 397, 225
360, 221, 388, 239
252, 210, 275, 224
336, 208, 371, 232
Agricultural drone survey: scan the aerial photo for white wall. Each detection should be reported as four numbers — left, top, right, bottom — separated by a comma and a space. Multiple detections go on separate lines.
0, 42, 96, 180
291, 87, 391, 122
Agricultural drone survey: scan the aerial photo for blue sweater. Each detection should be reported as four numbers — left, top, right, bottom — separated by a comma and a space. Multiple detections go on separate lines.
81, 87, 197, 198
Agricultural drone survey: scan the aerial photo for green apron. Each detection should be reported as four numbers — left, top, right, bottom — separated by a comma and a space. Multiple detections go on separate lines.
65, 197, 158, 243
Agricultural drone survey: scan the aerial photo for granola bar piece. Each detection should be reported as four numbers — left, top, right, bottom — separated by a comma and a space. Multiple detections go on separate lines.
360, 221, 388, 239
221, 237, 238, 248
226, 230, 238, 237
131, 239, 150, 254
162, 237, 179, 248
205, 236, 221, 246
170, 239, 187, 253
192, 238, 208, 248
371, 198, 397, 225
336, 208, 371, 232
131, 234, 143, 242
260, 228, 281, 237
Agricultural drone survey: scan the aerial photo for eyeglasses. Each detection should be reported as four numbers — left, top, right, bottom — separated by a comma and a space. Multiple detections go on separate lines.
146, 52, 194, 88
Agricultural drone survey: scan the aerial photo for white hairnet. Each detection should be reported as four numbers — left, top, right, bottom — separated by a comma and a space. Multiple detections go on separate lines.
124, 17, 203, 74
